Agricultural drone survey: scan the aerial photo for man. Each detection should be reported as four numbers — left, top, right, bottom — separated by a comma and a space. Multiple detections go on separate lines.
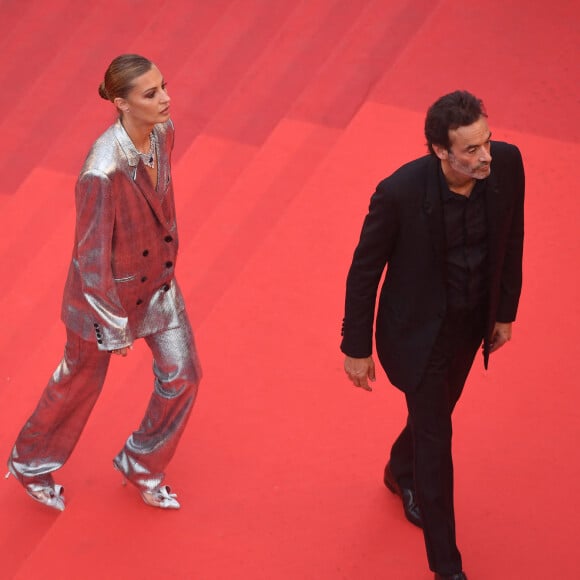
340, 91, 524, 579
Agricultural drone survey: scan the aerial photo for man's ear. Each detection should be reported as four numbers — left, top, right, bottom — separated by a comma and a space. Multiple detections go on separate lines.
432, 143, 448, 161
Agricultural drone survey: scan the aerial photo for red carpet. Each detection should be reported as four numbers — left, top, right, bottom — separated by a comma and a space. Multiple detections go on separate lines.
0, 1, 578, 578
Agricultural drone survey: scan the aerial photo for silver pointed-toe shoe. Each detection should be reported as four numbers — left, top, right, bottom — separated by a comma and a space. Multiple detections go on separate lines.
113, 459, 180, 509
25, 482, 66, 511
5, 468, 65, 511
141, 485, 180, 510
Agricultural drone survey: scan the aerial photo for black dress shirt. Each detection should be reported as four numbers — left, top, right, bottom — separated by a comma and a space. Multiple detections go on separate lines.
440, 168, 489, 311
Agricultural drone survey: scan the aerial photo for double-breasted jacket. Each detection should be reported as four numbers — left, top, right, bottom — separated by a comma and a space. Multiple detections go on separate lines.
61, 119, 186, 351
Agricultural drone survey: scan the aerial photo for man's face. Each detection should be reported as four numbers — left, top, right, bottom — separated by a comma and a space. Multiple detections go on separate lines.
435, 116, 492, 181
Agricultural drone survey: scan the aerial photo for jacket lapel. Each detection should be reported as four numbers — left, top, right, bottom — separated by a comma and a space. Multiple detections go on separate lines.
483, 166, 505, 368
423, 156, 446, 273
113, 121, 171, 231
485, 169, 503, 271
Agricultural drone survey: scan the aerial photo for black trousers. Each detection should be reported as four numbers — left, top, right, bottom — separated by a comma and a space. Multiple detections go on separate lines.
389, 308, 485, 575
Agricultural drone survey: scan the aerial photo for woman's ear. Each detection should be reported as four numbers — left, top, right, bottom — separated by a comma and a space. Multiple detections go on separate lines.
114, 97, 129, 114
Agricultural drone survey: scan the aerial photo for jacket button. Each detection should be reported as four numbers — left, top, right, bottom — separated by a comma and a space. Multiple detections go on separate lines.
142, 250, 149, 257
165, 261, 173, 268
136, 299, 143, 305
164, 236, 173, 243
141, 276, 147, 283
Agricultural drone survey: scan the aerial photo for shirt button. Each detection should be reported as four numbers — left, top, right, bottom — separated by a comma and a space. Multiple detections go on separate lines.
163, 284, 170, 292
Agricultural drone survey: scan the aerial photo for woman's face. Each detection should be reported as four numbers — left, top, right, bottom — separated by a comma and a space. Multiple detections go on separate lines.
116, 64, 171, 126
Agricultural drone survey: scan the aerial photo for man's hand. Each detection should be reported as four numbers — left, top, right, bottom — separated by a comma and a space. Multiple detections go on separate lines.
489, 322, 512, 353
344, 356, 376, 391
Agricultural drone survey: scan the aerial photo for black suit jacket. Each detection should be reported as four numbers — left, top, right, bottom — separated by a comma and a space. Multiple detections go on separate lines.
340, 141, 525, 392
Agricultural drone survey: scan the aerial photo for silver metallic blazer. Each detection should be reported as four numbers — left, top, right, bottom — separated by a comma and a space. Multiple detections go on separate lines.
61, 119, 185, 350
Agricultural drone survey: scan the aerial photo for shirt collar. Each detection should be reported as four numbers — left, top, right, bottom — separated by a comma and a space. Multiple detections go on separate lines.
113, 119, 158, 168
438, 163, 487, 201
113, 119, 140, 167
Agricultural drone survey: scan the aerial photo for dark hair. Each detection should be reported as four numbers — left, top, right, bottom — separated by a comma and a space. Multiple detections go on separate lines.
98, 54, 153, 102
424, 90, 487, 154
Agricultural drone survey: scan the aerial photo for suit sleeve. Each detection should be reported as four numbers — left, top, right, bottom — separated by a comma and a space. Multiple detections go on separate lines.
340, 181, 399, 358
496, 146, 525, 322
75, 169, 133, 350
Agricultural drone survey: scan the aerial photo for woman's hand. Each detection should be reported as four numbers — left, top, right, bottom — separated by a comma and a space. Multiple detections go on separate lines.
110, 345, 132, 357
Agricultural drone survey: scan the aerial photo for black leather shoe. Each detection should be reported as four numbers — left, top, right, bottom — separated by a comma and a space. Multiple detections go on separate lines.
434, 572, 467, 579
383, 463, 422, 528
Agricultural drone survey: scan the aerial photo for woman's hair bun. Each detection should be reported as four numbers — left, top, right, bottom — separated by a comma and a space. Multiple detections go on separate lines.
98, 81, 110, 101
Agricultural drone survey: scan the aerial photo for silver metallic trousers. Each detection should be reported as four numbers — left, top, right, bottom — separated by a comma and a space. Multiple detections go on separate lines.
8, 312, 201, 493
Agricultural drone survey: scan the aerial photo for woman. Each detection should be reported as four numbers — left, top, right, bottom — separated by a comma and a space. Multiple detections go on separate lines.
6, 54, 201, 511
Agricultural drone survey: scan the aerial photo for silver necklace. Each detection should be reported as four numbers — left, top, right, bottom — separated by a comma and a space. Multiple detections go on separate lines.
137, 132, 156, 168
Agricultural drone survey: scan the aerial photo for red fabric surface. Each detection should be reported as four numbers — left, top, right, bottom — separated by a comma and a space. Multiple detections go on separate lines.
0, 1, 578, 578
